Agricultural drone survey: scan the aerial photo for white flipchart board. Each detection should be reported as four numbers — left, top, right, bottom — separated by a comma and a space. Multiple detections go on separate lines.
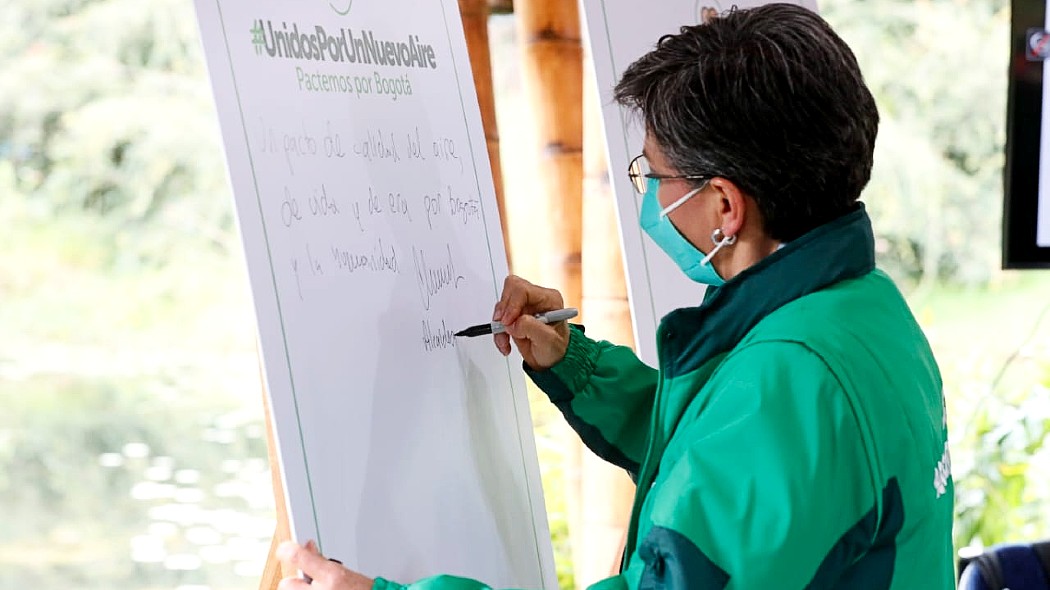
192, 1, 556, 587
580, 0, 818, 365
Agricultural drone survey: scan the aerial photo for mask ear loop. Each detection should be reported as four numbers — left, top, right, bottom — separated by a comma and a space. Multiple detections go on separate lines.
700, 228, 736, 266
658, 182, 709, 218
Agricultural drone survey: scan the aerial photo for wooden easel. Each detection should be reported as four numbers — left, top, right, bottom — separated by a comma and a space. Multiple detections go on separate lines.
257, 2, 507, 586
258, 377, 293, 588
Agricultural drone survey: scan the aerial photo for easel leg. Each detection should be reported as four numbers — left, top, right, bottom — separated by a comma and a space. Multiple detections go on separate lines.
259, 365, 292, 590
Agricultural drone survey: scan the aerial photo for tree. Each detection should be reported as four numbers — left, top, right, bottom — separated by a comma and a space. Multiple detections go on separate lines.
822, 0, 1008, 288
0, 0, 234, 268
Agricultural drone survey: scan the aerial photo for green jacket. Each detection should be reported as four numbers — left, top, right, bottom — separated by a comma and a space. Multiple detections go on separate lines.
375, 207, 954, 590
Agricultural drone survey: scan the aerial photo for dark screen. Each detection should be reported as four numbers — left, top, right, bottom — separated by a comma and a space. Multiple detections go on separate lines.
1004, 0, 1050, 268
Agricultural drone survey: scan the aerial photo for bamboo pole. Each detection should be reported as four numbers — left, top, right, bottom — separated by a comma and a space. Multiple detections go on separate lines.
514, 0, 585, 585
460, 0, 513, 264
488, 0, 514, 15
515, 0, 583, 305
577, 51, 637, 587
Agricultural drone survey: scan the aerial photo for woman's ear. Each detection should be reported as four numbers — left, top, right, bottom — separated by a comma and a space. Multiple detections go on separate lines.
708, 177, 748, 237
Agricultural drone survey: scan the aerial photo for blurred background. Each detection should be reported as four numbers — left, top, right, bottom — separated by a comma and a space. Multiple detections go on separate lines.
1, 0, 1049, 588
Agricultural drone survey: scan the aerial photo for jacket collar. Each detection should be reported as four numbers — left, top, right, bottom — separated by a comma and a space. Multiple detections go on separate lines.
659, 204, 877, 377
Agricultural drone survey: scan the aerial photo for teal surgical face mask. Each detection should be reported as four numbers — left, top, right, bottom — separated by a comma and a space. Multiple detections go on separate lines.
639, 177, 735, 286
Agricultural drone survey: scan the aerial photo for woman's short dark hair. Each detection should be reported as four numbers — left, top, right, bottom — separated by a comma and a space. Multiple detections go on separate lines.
614, 3, 879, 242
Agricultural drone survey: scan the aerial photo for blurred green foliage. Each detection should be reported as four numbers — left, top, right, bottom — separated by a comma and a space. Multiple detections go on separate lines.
0, 0, 233, 268
0, 1, 269, 588
904, 276, 1050, 551
0, 376, 272, 589
954, 369, 1050, 547
824, 0, 1009, 288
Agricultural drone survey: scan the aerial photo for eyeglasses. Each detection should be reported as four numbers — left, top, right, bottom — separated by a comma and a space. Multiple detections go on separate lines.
627, 154, 712, 195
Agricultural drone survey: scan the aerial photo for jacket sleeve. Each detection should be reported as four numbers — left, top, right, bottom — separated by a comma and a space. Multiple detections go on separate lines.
373, 575, 497, 590
599, 341, 883, 589
524, 325, 658, 478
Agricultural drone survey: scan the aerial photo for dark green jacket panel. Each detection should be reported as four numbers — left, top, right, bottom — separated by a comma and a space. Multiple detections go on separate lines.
628, 341, 879, 589
738, 270, 954, 588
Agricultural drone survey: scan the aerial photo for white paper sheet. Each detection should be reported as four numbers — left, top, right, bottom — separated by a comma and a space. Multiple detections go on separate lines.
192, 1, 556, 586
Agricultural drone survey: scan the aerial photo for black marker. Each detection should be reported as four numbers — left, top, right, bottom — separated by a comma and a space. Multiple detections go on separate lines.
455, 308, 579, 337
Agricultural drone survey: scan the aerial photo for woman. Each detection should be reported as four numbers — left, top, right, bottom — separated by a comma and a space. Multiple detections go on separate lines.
280, 4, 954, 589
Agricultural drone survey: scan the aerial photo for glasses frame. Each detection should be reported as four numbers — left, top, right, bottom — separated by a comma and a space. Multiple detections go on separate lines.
627, 154, 713, 195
